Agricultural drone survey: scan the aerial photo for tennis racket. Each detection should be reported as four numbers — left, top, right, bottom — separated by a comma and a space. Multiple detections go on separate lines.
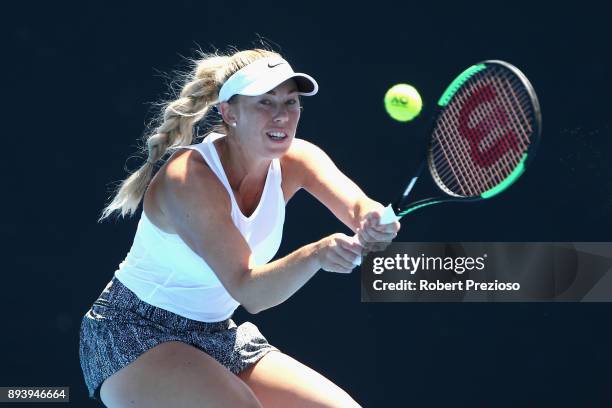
353, 60, 541, 261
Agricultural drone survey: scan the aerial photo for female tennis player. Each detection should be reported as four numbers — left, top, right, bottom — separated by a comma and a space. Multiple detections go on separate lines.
79, 48, 400, 408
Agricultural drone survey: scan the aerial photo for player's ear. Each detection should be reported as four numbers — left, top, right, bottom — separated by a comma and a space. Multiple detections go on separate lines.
219, 101, 238, 127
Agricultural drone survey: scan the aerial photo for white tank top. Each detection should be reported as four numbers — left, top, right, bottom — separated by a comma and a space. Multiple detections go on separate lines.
114, 132, 285, 322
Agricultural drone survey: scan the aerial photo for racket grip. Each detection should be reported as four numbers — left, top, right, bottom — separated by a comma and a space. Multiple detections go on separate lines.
380, 203, 400, 224
351, 204, 398, 266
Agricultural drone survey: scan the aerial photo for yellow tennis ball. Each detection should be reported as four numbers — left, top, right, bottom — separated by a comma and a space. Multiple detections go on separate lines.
384, 84, 422, 122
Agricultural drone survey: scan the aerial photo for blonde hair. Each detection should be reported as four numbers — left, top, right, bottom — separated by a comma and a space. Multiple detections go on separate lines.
98, 48, 281, 221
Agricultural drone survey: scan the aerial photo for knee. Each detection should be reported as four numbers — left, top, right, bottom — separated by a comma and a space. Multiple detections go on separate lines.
100, 380, 128, 408
232, 381, 264, 408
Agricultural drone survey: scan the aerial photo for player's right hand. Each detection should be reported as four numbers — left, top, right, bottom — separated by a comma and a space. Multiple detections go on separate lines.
316, 233, 364, 274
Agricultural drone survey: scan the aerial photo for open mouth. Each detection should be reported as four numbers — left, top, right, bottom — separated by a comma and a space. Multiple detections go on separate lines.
266, 131, 288, 141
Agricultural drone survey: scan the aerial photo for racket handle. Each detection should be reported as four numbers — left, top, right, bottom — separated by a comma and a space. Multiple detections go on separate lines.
351, 204, 398, 266
379, 203, 400, 224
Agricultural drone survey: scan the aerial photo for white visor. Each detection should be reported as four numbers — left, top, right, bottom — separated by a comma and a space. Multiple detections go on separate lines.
217, 57, 318, 103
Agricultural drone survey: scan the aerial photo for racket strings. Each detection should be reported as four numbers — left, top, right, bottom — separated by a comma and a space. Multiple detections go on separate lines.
434, 82, 494, 195
479, 76, 531, 179
436, 119, 477, 195
430, 66, 535, 197
436, 120, 470, 196
435, 87, 492, 195
467, 81, 522, 187
434, 81, 510, 194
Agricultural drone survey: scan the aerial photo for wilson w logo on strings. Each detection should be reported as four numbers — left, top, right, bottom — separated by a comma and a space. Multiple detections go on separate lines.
457, 84, 521, 168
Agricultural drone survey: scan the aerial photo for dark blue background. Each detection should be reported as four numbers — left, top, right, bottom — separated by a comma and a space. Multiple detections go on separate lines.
4, 1, 612, 406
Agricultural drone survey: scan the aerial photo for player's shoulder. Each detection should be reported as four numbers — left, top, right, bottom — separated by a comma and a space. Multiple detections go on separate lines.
162, 147, 216, 183
158, 148, 231, 210
281, 138, 334, 190
283, 137, 327, 165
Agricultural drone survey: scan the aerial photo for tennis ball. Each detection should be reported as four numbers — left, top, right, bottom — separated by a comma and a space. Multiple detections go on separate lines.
384, 84, 422, 122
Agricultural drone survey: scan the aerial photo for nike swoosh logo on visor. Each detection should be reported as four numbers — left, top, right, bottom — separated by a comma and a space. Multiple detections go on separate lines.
268, 62, 285, 68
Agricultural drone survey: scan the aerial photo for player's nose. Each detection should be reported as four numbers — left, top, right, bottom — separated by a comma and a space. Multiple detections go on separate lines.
272, 105, 290, 123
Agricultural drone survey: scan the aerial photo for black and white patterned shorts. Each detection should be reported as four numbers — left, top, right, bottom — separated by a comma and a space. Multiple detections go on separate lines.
79, 276, 279, 401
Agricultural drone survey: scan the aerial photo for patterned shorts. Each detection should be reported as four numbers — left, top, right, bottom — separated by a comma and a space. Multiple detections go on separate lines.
78, 276, 279, 401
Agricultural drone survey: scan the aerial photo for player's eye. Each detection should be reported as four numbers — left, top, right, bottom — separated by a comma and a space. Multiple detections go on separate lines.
286, 99, 302, 111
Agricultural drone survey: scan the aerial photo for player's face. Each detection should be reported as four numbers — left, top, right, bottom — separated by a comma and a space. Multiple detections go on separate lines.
230, 79, 301, 159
